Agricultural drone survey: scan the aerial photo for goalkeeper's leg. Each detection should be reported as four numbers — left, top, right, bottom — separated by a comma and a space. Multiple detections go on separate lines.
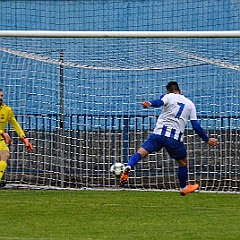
0, 143, 10, 187
0, 160, 7, 180
0, 159, 8, 188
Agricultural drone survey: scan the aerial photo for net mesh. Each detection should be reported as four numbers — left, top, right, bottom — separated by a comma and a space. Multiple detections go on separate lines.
0, 36, 239, 192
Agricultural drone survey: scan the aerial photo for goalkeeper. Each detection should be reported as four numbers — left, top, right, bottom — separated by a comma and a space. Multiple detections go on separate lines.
120, 81, 218, 196
0, 89, 33, 187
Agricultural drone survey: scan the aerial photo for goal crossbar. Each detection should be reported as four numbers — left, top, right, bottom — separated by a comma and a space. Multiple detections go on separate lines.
0, 30, 240, 38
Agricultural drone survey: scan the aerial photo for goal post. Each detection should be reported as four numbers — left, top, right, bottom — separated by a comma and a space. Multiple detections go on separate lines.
0, 31, 239, 192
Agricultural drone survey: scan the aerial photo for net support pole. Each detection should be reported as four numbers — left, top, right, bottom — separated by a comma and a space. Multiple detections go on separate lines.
123, 117, 130, 164
59, 50, 65, 188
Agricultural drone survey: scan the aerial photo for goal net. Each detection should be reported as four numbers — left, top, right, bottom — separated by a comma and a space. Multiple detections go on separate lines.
0, 32, 239, 192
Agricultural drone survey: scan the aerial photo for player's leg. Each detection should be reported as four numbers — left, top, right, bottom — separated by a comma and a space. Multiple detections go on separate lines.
119, 147, 148, 187
177, 158, 199, 196
164, 137, 199, 196
177, 158, 189, 191
127, 147, 149, 169
120, 133, 163, 187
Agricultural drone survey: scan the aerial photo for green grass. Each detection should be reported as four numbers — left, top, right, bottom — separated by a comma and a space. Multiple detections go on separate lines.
0, 190, 239, 240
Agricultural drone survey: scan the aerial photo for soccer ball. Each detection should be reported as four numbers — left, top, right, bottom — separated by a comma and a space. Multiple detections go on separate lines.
110, 162, 124, 178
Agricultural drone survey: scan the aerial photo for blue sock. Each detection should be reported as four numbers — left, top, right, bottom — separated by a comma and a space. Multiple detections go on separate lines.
127, 153, 142, 168
178, 165, 188, 189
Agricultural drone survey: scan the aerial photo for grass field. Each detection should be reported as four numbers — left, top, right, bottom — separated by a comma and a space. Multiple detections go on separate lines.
0, 190, 239, 240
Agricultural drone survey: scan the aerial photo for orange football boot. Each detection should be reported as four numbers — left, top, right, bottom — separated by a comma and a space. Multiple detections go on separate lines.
180, 184, 199, 196
119, 166, 131, 187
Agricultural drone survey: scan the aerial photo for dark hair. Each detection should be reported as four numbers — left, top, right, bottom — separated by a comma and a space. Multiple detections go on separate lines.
0, 89, 2, 92
166, 81, 180, 93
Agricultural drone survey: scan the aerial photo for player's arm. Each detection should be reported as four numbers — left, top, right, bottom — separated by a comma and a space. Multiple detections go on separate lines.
142, 94, 165, 108
190, 120, 218, 146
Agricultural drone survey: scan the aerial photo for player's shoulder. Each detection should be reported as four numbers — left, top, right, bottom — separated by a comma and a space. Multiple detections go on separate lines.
164, 93, 195, 106
180, 94, 192, 101
180, 94, 195, 107
166, 93, 192, 101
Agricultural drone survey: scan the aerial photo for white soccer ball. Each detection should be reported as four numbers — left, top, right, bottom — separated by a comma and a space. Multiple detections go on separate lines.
110, 162, 124, 177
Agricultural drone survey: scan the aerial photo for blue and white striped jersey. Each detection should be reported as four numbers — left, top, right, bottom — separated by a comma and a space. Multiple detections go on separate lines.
152, 93, 197, 142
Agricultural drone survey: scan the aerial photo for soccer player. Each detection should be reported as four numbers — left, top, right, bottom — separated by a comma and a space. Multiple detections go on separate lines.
120, 81, 218, 196
0, 89, 33, 187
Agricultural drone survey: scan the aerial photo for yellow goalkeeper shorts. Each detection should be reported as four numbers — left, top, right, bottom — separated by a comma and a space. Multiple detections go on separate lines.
0, 140, 9, 151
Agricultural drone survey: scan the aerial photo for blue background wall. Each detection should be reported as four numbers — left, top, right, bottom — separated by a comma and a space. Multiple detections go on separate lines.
1, 0, 239, 31
0, 0, 240, 130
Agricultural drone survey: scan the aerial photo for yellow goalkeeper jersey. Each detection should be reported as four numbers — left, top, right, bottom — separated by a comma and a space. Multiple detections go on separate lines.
0, 104, 25, 140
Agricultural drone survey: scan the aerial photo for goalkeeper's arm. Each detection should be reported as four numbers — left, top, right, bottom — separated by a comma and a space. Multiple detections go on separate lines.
0, 130, 13, 145
21, 136, 33, 152
8, 109, 33, 152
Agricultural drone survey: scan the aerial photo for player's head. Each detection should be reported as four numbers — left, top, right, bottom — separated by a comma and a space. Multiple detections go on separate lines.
166, 81, 181, 93
0, 89, 3, 106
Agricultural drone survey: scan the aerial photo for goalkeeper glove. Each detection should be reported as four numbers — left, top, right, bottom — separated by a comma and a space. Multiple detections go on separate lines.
21, 136, 33, 152
0, 130, 13, 145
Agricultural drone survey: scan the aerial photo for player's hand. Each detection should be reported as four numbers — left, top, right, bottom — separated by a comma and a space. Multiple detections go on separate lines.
207, 138, 218, 147
142, 101, 151, 108
0, 130, 13, 145
21, 136, 33, 152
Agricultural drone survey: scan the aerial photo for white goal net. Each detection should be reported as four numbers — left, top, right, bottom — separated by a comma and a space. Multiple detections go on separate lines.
0, 31, 239, 192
